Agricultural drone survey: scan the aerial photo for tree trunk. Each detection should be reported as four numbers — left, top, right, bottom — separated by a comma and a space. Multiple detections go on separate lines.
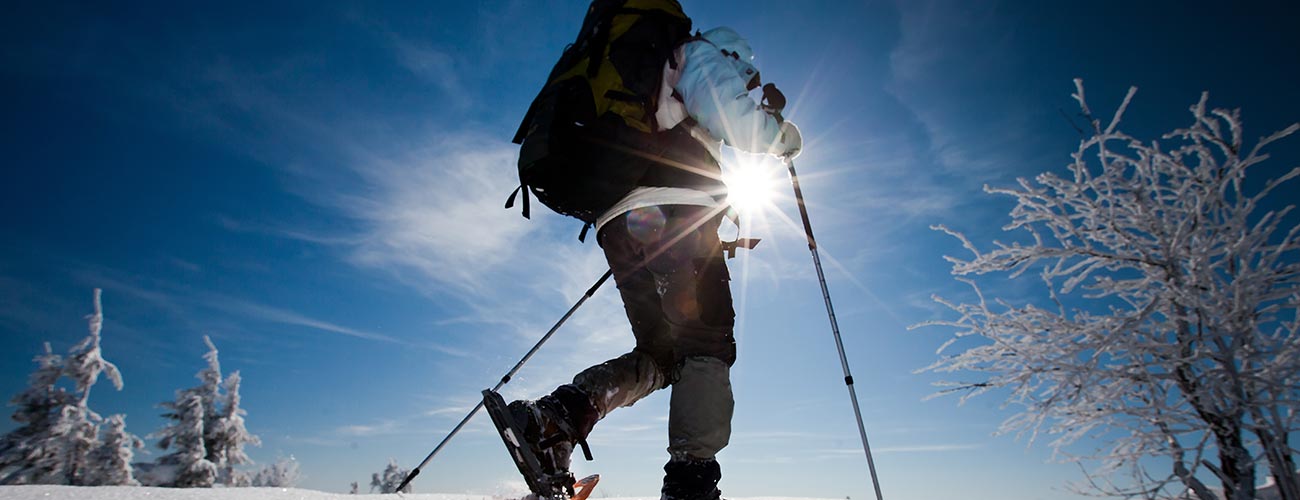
1256, 427, 1299, 500
1169, 313, 1255, 500
1206, 417, 1256, 500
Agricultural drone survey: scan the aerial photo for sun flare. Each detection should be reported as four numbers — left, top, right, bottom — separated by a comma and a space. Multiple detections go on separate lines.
722, 157, 782, 216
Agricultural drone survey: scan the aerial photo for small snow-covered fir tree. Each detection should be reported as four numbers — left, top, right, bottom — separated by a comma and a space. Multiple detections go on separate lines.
154, 392, 217, 488
369, 459, 411, 493
194, 336, 225, 472
0, 344, 75, 484
214, 371, 260, 485
85, 414, 143, 486
251, 456, 301, 488
921, 82, 1300, 500
150, 336, 261, 487
59, 289, 124, 485
0, 289, 130, 486
53, 404, 99, 485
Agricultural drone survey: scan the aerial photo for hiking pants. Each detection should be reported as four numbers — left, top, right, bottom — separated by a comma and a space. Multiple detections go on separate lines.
570, 204, 736, 461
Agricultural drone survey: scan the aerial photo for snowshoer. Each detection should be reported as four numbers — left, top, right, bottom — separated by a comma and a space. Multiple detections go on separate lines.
502, 2, 801, 499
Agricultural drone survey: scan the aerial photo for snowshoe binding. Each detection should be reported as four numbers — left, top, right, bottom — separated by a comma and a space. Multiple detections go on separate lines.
483, 389, 595, 499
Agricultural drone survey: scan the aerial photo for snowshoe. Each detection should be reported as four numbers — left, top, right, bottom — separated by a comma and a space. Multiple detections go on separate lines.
482, 389, 578, 499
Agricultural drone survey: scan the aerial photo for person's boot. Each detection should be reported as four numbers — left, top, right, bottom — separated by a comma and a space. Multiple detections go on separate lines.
507, 384, 599, 477
661, 457, 723, 500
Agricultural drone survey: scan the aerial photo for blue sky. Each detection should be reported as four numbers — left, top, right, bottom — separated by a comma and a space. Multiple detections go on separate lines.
2, 1, 1298, 499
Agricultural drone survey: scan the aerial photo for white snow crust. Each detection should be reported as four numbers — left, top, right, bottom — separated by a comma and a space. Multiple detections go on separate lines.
0, 486, 837, 500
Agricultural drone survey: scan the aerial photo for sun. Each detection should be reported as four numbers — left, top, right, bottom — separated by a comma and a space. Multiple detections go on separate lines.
722, 156, 781, 216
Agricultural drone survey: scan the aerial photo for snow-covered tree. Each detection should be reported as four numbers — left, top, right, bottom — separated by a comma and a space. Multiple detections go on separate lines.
54, 404, 99, 486
921, 81, 1300, 500
85, 414, 144, 486
0, 344, 75, 484
59, 289, 124, 485
151, 336, 261, 487
214, 371, 260, 485
154, 392, 217, 488
65, 290, 124, 406
251, 456, 301, 488
369, 459, 411, 493
0, 289, 130, 486
193, 336, 224, 471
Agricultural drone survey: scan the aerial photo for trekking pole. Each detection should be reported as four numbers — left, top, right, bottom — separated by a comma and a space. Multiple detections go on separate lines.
396, 269, 615, 492
759, 81, 882, 499
784, 157, 884, 500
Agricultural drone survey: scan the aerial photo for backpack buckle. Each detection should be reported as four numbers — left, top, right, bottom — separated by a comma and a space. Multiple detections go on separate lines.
721, 238, 761, 259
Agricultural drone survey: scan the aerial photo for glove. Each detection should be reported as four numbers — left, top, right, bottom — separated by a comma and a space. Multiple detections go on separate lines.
773, 121, 802, 160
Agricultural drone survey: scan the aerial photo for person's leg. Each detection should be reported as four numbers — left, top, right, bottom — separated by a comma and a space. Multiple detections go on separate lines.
517, 204, 736, 500
566, 204, 735, 432
638, 206, 735, 500
661, 356, 731, 500
507, 206, 683, 475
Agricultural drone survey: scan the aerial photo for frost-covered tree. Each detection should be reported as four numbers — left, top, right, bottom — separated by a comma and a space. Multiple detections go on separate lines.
370, 459, 412, 493
59, 289, 124, 485
151, 336, 261, 487
154, 392, 217, 487
0, 344, 75, 484
85, 414, 144, 486
214, 371, 260, 485
0, 289, 129, 486
921, 81, 1300, 500
54, 404, 99, 486
65, 290, 124, 407
251, 456, 300, 488
193, 336, 225, 471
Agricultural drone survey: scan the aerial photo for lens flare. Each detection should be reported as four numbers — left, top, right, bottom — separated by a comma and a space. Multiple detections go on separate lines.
722, 157, 780, 216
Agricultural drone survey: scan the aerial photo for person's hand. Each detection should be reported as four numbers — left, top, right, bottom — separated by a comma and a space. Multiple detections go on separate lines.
775, 121, 802, 160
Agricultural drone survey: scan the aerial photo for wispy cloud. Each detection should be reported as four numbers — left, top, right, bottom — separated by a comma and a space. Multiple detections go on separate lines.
874, 0, 1063, 238
201, 295, 401, 345
338, 136, 539, 298
873, 443, 982, 453
391, 39, 470, 108
336, 419, 403, 437
212, 214, 364, 247
75, 264, 469, 354
424, 403, 475, 418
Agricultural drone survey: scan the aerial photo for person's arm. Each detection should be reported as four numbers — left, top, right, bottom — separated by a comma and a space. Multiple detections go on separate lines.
675, 40, 794, 156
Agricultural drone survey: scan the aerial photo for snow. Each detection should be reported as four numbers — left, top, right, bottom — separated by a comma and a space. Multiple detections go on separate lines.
0, 486, 839, 500
0, 485, 485, 500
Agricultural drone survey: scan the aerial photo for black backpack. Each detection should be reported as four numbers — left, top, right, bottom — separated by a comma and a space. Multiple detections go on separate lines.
507, 0, 696, 239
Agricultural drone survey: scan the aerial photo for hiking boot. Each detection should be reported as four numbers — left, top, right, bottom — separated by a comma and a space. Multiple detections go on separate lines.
661, 457, 723, 500
507, 385, 599, 476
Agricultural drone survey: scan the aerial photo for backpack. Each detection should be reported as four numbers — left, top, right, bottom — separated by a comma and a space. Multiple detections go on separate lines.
507, 0, 695, 239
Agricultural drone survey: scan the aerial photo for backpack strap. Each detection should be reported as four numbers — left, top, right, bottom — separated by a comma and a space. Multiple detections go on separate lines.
505, 184, 531, 219
506, 187, 592, 242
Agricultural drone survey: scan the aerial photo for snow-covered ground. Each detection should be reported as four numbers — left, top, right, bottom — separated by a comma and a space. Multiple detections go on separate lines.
0, 486, 837, 500
0, 486, 491, 500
